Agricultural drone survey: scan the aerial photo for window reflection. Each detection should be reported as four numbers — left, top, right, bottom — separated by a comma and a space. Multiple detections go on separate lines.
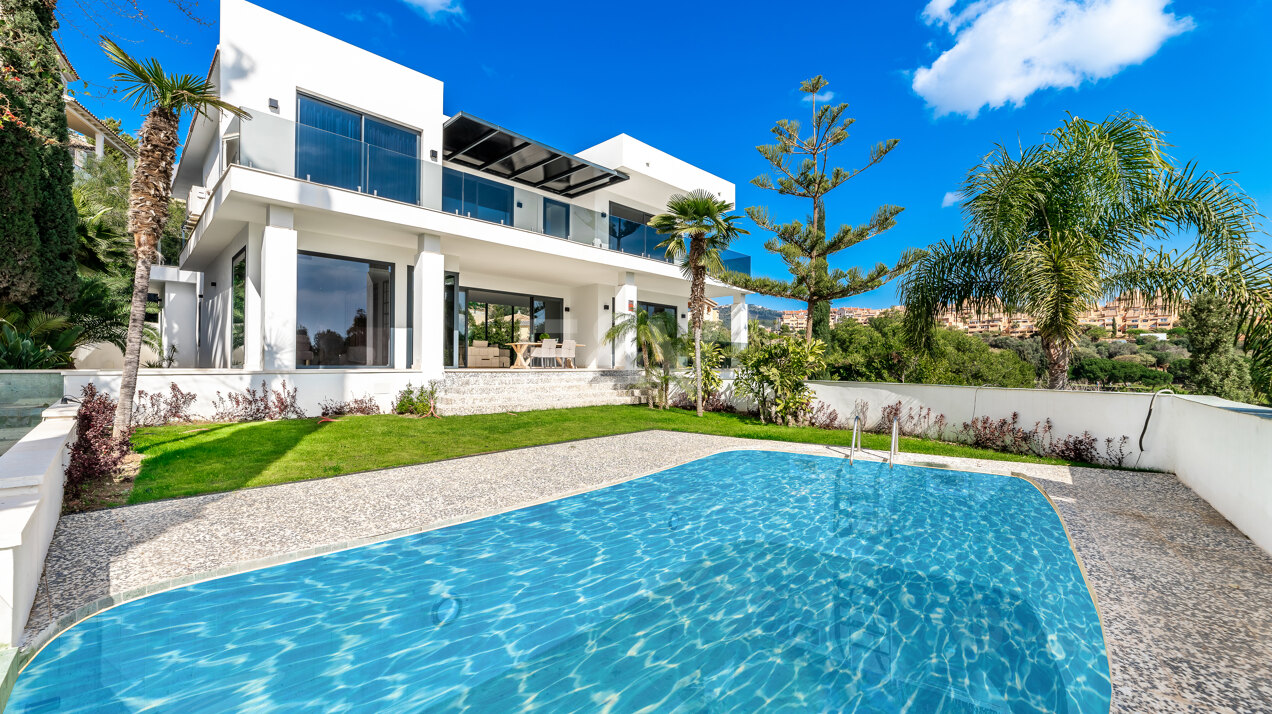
296, 252, 394, 367
231, 249, 246, 367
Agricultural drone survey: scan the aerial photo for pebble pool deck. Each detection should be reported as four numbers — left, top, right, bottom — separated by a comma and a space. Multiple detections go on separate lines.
16, 431, 1272, 712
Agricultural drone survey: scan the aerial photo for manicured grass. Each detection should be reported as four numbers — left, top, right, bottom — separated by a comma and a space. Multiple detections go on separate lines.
129, 405, 1078, 505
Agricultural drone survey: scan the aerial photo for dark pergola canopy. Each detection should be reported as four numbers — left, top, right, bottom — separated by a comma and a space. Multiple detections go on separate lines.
442, 113, 628, 198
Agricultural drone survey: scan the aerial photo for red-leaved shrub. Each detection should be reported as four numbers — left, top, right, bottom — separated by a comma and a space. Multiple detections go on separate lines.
65, 384, 131, 496
319, 395, 381, 417
210, 380, 305, 422
132, 383, 198, 427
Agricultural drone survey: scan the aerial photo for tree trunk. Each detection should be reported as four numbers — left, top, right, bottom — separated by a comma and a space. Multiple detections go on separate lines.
113, 249, 152, 437
688, 238, 707, 417
805, 299, 816, 342
1041, 334, 1072, 390
112, 107, 179, 437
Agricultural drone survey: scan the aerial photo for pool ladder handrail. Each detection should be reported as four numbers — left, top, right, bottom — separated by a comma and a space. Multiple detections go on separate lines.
849, 416, 861, 465
888, 418, 899, 469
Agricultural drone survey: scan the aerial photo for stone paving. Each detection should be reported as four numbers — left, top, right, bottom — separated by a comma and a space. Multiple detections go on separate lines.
25, 430, 1272, 713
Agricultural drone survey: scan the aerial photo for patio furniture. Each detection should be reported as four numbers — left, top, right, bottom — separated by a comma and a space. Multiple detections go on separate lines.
507, 341, 538, 369
558, 340, 577, 368
531, 339, 558, 368
468, 340, 510, 368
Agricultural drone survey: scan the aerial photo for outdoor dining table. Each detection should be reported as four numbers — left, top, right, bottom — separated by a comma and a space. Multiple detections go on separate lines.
506, 342, 586, 369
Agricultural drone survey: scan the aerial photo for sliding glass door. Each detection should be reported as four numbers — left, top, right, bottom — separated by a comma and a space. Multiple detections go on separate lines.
457, 285, 564, 368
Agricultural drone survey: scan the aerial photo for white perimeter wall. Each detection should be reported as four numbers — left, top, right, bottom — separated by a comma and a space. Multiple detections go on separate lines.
0, 405, 77, 647
809, 381, 1272, 555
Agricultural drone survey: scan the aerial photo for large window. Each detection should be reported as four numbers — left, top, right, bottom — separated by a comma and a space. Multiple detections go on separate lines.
296, 252, 394, 367
231, 249, 246, 367
442, 168, 513, 226
296, 95, 419, 204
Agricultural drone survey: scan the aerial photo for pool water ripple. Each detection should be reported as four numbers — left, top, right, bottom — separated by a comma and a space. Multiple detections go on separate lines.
8, 451, 1110, 713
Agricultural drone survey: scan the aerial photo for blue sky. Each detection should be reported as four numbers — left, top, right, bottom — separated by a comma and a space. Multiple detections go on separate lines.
57, 0, 1272, 310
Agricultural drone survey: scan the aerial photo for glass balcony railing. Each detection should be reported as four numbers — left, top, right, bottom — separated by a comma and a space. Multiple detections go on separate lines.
209, 112, 750, 275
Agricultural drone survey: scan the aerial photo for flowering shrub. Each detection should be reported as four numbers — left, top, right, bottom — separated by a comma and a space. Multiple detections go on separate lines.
320, 395, 381, 417
210, 380, 305, 422
132, 383, 198, 426
65, 385, 131, 496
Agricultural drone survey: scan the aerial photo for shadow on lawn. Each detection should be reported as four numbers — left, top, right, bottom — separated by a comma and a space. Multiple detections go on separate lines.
130, 418, 326, 503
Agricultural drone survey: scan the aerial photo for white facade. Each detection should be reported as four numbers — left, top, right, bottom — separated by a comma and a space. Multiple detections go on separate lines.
163, 0, 749, 380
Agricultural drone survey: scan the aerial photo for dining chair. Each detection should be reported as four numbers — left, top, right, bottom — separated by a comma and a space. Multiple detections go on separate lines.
558, 340, 576, 368
532, 339, 557, 368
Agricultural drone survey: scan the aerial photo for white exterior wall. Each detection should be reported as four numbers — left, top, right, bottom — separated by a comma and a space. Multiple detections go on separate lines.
212, 0, 444, 198
168, 0, 745, 377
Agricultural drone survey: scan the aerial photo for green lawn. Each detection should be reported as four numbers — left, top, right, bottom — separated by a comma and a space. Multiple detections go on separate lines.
129, 405, 1077, 504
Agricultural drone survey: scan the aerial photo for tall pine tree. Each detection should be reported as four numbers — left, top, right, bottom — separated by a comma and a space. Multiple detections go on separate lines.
722, 76, 919, 341
0, 0, 78, 311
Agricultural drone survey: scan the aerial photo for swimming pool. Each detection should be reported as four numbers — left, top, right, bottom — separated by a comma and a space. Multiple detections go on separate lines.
9, 451, 1110, 712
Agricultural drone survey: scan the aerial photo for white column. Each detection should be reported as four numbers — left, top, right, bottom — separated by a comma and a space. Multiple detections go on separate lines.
243, 225, 264, 370
94, 130, 105, 159
261, 205, 297, 370
413, 233, 444, 377
731, 293, 749, 350
613, 271, 638, 369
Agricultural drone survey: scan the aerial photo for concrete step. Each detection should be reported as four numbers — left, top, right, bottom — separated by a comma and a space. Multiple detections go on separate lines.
438, 384, 639, 399
0, 404, 47, 429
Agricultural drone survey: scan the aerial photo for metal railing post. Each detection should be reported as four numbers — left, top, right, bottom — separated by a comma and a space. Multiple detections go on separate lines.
889, 418, 899, 469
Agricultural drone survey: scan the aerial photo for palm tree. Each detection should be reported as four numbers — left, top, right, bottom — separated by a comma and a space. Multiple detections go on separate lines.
0, 304, 87, 369
100, 38, 250, 436
899, 113, 1256, 389
650, 190, 748, 416
604, 309, 678, 407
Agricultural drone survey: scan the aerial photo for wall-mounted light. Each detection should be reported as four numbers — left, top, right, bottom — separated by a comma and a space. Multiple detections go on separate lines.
210, 282, 216, 287
268, 98, 279, 113
681, 313, 687, 319
430, 149, 439, 161
563, 306, 570, 312
516, 201, 523, 209
601, 212, 607, 218
603, 304, 610, 311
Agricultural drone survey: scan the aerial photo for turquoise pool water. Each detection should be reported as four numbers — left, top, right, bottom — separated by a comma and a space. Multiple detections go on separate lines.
9, 451, 1110, 713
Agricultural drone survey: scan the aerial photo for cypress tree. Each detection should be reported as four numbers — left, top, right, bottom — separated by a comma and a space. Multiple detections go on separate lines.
0, 0, 77, 311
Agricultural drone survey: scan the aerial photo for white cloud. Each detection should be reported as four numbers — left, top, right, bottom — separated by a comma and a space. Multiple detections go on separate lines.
801, 90, 835, 104
913, 0, 1193, 117
401, 0, 465, 22
941, 191, 961, 208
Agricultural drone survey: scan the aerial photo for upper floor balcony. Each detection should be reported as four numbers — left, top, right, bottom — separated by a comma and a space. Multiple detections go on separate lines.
189, 109, 749, 275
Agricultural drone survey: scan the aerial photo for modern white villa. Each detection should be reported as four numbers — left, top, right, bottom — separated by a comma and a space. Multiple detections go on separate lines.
152, 0, 750, 380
